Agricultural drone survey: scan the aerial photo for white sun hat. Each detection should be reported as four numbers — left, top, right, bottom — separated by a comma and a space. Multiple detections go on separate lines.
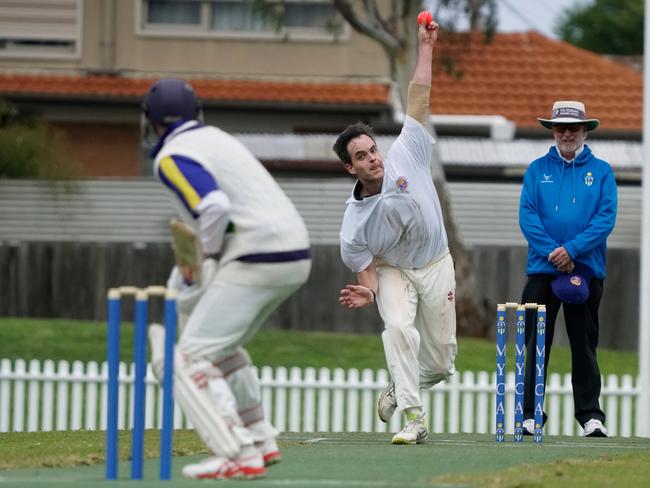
537, 101, 600, 131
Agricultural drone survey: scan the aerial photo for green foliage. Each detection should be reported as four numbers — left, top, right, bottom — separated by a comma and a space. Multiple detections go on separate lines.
0, 99, 78, 179
555, 0, 643, 55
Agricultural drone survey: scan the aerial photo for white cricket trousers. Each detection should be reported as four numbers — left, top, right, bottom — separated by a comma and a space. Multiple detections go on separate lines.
376, 250, 457, 411
179, 258, 311, 360
170, 258, 310, 451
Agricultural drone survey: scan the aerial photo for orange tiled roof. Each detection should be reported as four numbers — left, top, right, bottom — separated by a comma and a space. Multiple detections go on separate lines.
0, 74, 389, 106
0, 31, 642, 131
432, 31, 642, 131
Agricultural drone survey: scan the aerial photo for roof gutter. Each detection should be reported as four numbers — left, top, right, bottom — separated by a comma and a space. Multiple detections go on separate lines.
430, 114, 516, 141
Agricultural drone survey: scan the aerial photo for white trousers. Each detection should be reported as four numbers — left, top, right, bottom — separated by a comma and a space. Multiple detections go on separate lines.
174, 258, 310, 446
376, 250, 457, 411
179, 259, 311, 360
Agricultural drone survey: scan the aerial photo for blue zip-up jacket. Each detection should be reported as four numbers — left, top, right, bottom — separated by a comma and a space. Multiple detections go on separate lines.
519, 144, 617, 279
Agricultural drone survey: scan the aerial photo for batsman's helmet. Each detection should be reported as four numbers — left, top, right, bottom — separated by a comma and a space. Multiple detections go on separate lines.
143, 78, 200, 126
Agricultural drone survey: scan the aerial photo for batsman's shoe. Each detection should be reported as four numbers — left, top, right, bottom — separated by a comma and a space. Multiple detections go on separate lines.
391, 413, 428, 445
522, 419, 534, 436
233, 445, 267, 479
377, 382, 397, 423
583, 418, 608, 437
256, 437, 282, 466
181, 456, 242, 480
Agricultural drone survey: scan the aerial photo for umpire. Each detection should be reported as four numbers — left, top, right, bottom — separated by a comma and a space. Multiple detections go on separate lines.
519, 101, 617, 437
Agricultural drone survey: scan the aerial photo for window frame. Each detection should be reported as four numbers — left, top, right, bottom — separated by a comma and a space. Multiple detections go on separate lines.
136, 0, 349, 42
0, 0, 83, 60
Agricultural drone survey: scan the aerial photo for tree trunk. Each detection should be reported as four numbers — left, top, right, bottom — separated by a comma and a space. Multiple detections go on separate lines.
434, 177, 489, 337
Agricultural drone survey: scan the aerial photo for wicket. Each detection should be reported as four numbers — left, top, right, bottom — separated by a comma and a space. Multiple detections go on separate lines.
105, 286, 177, 480
495, 302, 546, 444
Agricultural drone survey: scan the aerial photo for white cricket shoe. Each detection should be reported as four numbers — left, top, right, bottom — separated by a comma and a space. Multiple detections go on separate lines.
182, 445, 266, 480
522, 418, 535, 436
181, 456, 242, 480
583, 418, 608, 437
377, 382, 397, 423
256, 437, 282, 466
391, 413, 428, 445
234, 445, 267, 478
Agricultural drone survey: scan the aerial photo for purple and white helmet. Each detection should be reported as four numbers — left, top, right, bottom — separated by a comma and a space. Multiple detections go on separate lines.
142, 78, 200, 125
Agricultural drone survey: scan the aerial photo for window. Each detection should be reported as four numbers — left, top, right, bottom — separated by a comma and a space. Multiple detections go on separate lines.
140, 0, 344, 40
147, 0, 201, 25
210, 2, 276, 32
283, 2, 336, 29
0, 0, 81, 59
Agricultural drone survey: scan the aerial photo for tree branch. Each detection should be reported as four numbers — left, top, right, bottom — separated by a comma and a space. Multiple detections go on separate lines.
363, 0, 392, 34
398, 0, 411, 19
333, 0, 401, 54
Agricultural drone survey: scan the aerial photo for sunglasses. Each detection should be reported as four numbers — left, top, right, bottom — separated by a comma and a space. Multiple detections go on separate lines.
552, 124, 584, 134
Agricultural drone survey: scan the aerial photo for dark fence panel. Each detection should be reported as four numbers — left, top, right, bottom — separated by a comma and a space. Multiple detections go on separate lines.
0, 243, 383, 334
0, 243, 638, 349
469, 246, 639, 352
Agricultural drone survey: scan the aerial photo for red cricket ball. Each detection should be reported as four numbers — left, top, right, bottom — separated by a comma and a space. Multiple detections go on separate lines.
417, 11, 433, 26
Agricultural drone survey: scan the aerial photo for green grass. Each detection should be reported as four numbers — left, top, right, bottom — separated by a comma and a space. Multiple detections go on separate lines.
0, 430, 206, 470
0, 322, 643, 486
433, 451, 650, 488
1, 430, 650, 487
0, 317, 638, 375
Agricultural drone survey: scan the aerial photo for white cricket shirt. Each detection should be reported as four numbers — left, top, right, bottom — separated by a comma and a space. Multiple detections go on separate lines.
340, 116, 448, 272
154, 122, 310, 264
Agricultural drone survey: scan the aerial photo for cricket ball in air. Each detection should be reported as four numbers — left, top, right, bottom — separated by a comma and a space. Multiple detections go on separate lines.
417, 10, 433, 26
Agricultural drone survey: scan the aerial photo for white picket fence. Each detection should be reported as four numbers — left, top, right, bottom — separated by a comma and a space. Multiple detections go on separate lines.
0, 358, 642, 437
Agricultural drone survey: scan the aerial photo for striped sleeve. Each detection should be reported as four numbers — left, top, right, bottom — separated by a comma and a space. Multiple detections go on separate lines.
157, 155, 218, 218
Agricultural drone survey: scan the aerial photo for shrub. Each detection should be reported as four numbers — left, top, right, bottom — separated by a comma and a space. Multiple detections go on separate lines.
0, 99, 78, 179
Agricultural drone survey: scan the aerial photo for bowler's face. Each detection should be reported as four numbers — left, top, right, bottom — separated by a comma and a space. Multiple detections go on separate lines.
553, 124, 586, 159
344, 135, 385, 183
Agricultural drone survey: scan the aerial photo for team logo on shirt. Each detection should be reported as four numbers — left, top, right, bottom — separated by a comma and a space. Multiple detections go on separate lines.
395, 176, 409, 192
570, 276, 582, 286
541, 174, 553, 183
584, 172, 594, 187
448, 291, 454, 302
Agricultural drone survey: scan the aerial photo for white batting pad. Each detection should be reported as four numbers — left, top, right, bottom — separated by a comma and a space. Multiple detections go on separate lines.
216, 349, 266, 435
148, 325, 241, 458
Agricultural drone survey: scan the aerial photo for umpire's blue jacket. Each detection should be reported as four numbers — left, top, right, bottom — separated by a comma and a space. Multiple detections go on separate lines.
519, 144, 617, 279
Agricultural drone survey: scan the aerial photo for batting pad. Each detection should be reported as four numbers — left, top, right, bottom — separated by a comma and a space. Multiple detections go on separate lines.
170, 218, 203, 284
148, 325, 241, 458
216, 349, 266, 433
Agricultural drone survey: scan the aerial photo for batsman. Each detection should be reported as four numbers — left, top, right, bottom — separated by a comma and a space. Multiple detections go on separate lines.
142, 79, 311, 479
335, 13, 457, 444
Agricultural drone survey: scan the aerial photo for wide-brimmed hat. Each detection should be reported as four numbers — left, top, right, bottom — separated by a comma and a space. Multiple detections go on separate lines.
537, 101, 599, 131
